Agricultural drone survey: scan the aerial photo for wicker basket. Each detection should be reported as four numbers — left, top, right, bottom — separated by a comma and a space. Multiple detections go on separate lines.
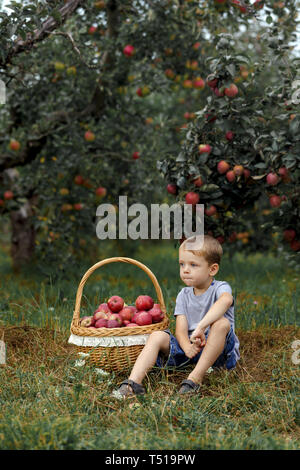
69, 257, 169, 372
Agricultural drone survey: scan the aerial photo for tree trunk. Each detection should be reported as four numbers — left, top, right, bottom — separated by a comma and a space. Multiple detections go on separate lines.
3, 169, 37, 271
10, 198, 36, 271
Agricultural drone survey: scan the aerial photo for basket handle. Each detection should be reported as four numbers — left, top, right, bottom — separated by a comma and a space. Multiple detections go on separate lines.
72, 257, 167, 327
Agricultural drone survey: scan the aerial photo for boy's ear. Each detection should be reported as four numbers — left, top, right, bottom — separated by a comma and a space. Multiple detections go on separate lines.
210, 263, 219, 275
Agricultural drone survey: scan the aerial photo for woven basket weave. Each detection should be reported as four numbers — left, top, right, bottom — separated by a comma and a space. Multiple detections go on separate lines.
69, 257, 169, 372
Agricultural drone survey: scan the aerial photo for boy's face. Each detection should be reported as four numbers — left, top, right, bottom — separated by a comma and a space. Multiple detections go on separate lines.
179, 248, 219, 288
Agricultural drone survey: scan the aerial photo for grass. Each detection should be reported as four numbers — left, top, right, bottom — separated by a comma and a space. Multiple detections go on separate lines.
0, 240, 299, 450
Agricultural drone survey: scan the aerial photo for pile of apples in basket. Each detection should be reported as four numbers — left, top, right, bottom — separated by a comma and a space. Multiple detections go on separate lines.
80, 295, 165, 328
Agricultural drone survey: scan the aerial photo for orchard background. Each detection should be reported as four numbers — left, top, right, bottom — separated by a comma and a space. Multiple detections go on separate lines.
0, 0, 299, 451
0, 0, 299, 271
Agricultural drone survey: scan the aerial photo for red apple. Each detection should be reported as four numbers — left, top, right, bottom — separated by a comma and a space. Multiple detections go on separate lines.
228, 232, 237, 243
128, 305, 138, 315
108, 313, 123, 325
183, 79, 193, 88
214, 87, 224, 97
226, 170, 236, 182
266, 172, 280, 186
224, 84, 239, 98
205, 112, 217, 123
84, 130, 95, 141
165, 68, 175, 79
148, 306, 163, 323
136, 87, 143, 97
185, 192, 200, 205
95, 318, 108, 328
96, 302, 111, 313
123, 44, 135, 57
290, 240, 300, 252
216, 235, 225, 244
244, 169, 251, 180
233, 165, 244, 176
135, 295, 154, 311
82, 179, 93, 189
93, 311, 109, 321
80, 316, 93, 327
132, 151, 140, 160
193, 78, 205, 89
253, 0, 264, 9
95, 187, 107, 197
107, 319, 122, 328
225, 131, 234, 141
217, 160, 230, 174
4, 190, 14, 200
131, 311, 141, 323
167, 183, 177, 195
198, 144, 212, 154
205, 205, 217, 216
206, 75, 218, 88
73, 203, 83, 211
119, 307, 134, 322
278, 167, 290, 182
123, 320, 130, 326
108, 296, 124, 312
193, 176, 203, 187
74, 175, 84, 185
136, 311, 152, 326
269, 195, 281, 208
9, 139, 20, 151
88, 26, 97, 34
283, 229, 296, 242
0, 199, 4, 207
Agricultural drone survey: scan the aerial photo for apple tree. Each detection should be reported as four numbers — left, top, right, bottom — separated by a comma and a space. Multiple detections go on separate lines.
0, 0, 299, 273
157, 0, 300, 266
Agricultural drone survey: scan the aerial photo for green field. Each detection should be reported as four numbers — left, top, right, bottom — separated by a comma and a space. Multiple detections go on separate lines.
0, 242, 299, 450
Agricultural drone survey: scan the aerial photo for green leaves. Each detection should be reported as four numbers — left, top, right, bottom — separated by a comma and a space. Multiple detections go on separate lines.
225, 64, 236, 77
51, 9, 62, 25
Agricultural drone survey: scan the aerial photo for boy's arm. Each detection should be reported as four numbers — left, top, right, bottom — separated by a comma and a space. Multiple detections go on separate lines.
190, 293, 233, 342
175, 315, 191, 352
175, 315, 204, 358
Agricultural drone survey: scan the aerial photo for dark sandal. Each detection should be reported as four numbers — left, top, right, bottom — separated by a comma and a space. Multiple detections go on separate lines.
178, 379, 201, 395
118, 379, 145, 397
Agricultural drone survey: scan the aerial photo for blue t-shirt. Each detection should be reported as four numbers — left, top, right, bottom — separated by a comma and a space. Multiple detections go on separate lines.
174, 279, 240, 360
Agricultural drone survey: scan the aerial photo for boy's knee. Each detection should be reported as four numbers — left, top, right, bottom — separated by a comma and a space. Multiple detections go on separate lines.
210, 317, 230, 334
149, 331, 169, 344
147, 331, 170, 354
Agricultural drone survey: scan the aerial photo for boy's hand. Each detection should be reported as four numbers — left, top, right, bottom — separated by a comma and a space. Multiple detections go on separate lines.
190, 327, 206, 348
184, 342, 201, 359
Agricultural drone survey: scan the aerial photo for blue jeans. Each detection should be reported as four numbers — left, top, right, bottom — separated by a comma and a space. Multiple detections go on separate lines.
155, 325, 239, 370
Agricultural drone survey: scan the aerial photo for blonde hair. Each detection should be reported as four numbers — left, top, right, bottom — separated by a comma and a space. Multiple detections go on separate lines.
180, 234, 223, 266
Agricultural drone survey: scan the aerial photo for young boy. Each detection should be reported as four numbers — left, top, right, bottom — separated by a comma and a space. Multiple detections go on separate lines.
117, 234, 240, 396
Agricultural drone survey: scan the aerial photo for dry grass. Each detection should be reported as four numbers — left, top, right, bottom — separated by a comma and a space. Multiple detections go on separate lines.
1, 323, 298, 388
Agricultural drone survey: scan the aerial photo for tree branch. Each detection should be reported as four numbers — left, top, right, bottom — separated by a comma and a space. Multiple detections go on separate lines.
0, 136, 47, 172
49, 31, 101, 69
2, 0, 86, 67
